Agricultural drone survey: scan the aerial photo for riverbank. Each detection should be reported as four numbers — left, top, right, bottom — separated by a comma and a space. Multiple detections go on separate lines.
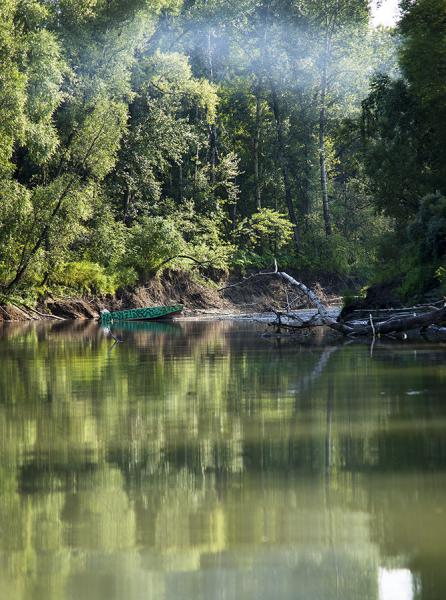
0, 270, 341, 321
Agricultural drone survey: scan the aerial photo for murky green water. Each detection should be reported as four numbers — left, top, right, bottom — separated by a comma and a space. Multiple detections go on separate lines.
0, 320, 446, 600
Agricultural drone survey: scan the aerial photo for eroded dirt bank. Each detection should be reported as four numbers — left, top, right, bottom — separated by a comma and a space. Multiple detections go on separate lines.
0, 270, 339, 321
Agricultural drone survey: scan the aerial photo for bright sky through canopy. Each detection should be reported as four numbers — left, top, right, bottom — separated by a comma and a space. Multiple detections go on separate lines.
371, 0, 400, 27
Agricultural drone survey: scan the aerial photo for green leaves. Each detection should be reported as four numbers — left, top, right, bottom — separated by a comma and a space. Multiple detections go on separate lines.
138, 51, 219, 123
0, 0, 27, 173
24, 31, 65, 123
123, 216, 186, 280
70, 99, 128, 180
0, 1, 67, 171
235, 209, 294, 253
399, 0, 446, 194
0, 0, 425, 301
399, 0, 446, 107
0, 181, 32, 282
356, 0, 446, 299
51, 260, 121, 295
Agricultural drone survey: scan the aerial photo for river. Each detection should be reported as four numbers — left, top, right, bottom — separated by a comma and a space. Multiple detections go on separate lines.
0, 320, 445, 600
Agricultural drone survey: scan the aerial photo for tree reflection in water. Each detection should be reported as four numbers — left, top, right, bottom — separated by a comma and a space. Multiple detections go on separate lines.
0, 321, 445, 599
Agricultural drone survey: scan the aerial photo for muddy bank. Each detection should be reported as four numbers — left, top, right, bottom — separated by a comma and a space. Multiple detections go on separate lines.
0, 270, 339, 321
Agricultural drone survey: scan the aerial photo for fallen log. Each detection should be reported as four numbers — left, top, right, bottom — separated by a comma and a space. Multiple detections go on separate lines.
274, 271, 354, 334
277, 272, 446, 337
221, 268, 446, 338
350, 305, 446, 337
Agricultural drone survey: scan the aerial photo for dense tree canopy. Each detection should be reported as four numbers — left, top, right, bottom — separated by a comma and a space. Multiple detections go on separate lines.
361, 0, 446, 299
0, 0, 443, 304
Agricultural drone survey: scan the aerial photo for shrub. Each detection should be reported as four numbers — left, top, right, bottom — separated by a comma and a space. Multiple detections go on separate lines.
436, 265, 446, 295
122, 216, 186, 281
51, 261, 119, 295
409, 192, 446, 261
234, 209, 294, 253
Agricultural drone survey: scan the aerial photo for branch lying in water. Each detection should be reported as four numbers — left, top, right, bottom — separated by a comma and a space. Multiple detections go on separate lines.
221, 269, 446, 338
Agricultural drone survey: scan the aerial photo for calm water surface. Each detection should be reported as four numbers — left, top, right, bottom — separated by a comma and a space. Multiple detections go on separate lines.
0, 320, 446, 600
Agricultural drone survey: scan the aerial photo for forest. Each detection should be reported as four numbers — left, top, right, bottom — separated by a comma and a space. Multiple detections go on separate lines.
0, 0, 445, 306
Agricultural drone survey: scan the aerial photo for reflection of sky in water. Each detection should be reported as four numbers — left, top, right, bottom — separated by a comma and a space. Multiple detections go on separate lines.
379, 569, 416, 600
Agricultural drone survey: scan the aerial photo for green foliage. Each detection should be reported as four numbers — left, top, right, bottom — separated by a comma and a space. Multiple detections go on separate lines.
231, 209, 293, 270
409, 193, 446, 262
399, 0, 446, 110
122, 216, 186, 281
0, 181, 32, 282
361, 75, 424, 220
78, 202, 127, 268
369, 193, 446, 302
436, 265, 446, 296
358, 0, 446, 299
394, 193, 446, 300
235, 209, 293, 251
295, 205, 387, 282
69, 99, 128, 180
298, 216, 352, 277
51, 261, 119, 295
0, 0, 429, 304
0, 0, 27, 174
137, 50, 219, 123
174, 202, 234, 273
23, 29, 66, 163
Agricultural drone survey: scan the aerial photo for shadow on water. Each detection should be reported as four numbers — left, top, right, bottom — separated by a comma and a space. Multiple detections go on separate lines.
0, 320, 445, 599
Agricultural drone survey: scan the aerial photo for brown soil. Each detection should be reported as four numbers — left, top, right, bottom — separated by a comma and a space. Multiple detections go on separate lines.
340, 279, 403, 320
0, 303, 33, 321
0, 270, 337, 321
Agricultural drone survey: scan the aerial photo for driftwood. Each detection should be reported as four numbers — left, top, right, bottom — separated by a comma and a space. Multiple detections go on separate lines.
277, 272, 446, 337
221, 268, 446, 338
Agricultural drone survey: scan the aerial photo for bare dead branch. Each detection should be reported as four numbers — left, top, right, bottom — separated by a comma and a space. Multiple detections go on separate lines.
220, 269, 446, 338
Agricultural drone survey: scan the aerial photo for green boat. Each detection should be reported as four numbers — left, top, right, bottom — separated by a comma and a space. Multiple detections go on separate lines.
99, 304, 183, 323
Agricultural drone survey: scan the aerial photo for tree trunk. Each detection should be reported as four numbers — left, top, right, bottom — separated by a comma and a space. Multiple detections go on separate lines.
209, 124, 218, 186
193, 144, 199, 203
254, 85, 262, 210
270, 84, 300, 252
178, 162, 184, 203
319, 41, 332, 236
274, 272, 446, 337
295, 137, 312, 219
301, 135, 312, 217
6, 174, 78, 291
207, 28, 218, 187
124, 187, 132, 226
